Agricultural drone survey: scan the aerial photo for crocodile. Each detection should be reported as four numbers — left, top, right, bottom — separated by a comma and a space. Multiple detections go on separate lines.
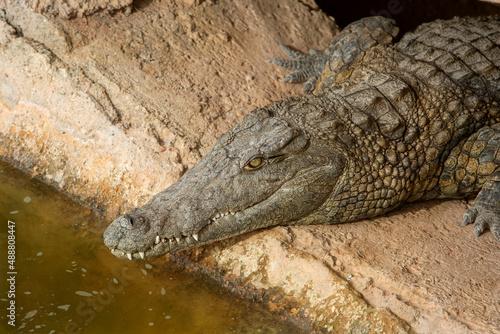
104, 16, 500, 260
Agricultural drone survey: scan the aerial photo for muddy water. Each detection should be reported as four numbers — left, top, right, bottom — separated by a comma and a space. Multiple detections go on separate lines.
0, 162, 303, 334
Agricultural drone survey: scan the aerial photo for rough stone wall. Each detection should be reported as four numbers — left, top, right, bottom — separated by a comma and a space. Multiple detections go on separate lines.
30, 0, 134, 19
1, 0, 337, 217
0, 1, 499, 333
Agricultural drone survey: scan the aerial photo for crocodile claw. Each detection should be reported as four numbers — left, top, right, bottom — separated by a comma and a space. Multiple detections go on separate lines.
462, 171, 500, 242
268, 44, 326, 92
462, 206, 500, 240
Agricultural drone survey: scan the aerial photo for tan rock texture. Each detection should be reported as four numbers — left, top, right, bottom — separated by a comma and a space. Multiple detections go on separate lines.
30, 0, 134, 19
0, 0, 499, 333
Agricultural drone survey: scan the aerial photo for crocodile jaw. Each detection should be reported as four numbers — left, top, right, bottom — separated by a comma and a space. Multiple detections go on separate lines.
103, 162, 340, 260
105, 206, 255, 260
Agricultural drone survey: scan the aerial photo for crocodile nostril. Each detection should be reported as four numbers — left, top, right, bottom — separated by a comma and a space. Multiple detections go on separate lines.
119, 215, 135, 230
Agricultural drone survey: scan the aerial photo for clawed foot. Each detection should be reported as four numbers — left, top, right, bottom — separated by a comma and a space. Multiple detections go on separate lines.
462, 176, 500, 242
268, 44, 326, 92
462, 206, 500, 241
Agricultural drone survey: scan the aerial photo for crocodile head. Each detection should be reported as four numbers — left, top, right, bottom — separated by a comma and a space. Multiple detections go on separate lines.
104, 99, 346, 260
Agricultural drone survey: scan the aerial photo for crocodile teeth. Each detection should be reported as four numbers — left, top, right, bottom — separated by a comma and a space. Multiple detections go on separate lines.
139, 252, 145, 259
155, 235, 160, 245
211, 211, 238, 221
169, 238, 174, 247
175, 237, 181, 244
127, 253, 133, 261
192, 233, 199, 241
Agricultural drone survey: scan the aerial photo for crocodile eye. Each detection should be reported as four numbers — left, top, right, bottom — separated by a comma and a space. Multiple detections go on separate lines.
246, 157, 263, 169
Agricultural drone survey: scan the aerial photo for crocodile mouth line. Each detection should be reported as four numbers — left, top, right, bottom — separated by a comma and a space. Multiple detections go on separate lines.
108, 167, 322, 260
109, 180, 294, 260
109, 210, 240, 260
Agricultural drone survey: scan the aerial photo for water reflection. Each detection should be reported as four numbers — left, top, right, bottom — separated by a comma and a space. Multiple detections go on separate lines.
0, 162, 303, 334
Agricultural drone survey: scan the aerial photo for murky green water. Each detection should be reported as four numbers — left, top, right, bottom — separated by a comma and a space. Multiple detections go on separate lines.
0, 162, 303, 334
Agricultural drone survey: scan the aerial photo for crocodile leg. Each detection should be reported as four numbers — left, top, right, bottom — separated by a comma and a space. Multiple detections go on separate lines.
439, 124, 500, 241
268, 16, 399, 92
463, 170, 500, 240
268, 44, 326, 91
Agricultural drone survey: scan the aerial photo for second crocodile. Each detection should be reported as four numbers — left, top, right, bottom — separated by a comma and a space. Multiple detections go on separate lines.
104, 16, 500, 260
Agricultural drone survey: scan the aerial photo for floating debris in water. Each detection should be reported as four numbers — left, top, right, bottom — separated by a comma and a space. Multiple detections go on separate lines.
57, 305, 70, 311
165, 316, 171, 320
161, 287, 166, 295
10, 210, 19, 214
24, 196, 32, 203
145, 264, 153, 270
24, 291, 32, 295
37, 252, 43, 257
141, 269, 148, 276
149, 322, 154, 326
75, 291, 93, 297
23, 310, 38, 320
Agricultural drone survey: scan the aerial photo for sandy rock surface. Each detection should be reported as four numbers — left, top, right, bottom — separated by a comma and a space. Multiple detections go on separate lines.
181, 199, 499, 333
31, 0, 134, 19
0, 0, 499, 333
